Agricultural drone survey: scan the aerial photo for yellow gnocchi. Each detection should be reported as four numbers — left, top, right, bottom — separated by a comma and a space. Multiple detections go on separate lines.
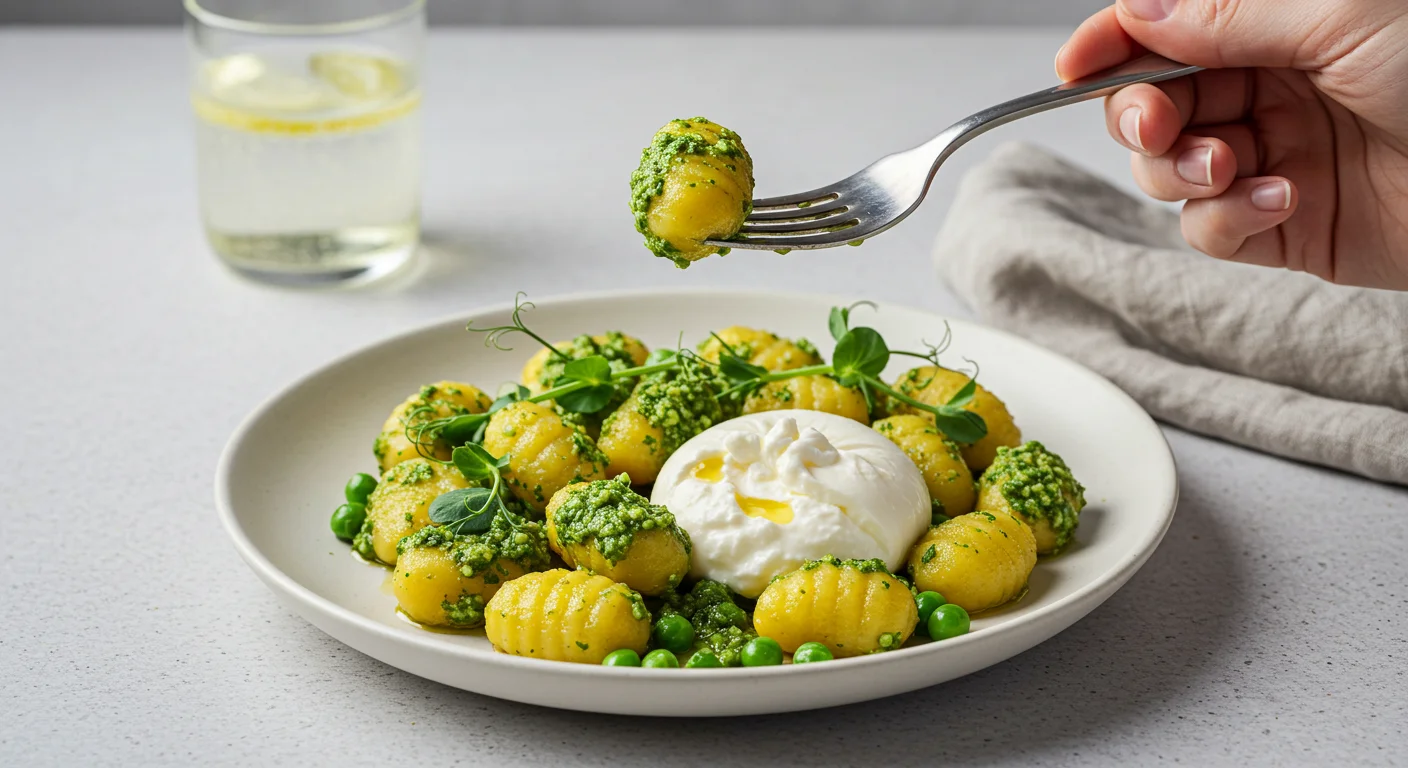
872, 415, 976, 518
743, 375, 870, 424
485, 569, 651, 664
598, 367, 722, 485
976, 441, 1086, 554
356, 458, 469, 566
480, 400, 608, 512
753, 556, 918, 657
544, 477, 691, 596
907, 510, 1037, 614
630, 117, 754, 267
391, 518, 550, 628
890, 366, 1021, 471
697, 326, 822, 372
373, 381, 492, 473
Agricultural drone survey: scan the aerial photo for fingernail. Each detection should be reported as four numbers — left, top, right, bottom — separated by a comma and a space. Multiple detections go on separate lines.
1119, 107, 1144, 151
1176, 146, 1213, 186
1250, 180, 1292, 211
1121, 0, 1177, 21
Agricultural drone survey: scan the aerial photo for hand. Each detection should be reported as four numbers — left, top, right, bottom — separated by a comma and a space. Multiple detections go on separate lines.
1057, 0, 1408, 290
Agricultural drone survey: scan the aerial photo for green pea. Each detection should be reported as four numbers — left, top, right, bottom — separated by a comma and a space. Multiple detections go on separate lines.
741, 636, 784, 667
642, 649, 679, 668
791, 642, 834, 664
651, 614, 695, 654
927, 603, 971, 640
914, 591, 946, 636
684, 650, 722, 668
344, 473, 379, 504
330, 502, 367, 542
601, 649, 642, 667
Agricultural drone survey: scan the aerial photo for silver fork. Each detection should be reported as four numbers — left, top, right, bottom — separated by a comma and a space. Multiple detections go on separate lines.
706, 54, 1202, 252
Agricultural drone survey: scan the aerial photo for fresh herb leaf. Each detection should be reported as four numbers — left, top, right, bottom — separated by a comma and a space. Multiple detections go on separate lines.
719, 353, 769, 384
931, 406, 987, 444
428, 487, 501, 534
440, 413, 490, 446
828, 307, 848, 342
555, 384, 615, 413
452, 444, 499, 482
832, 327, 889, 384
561, 355, 612, 384
945, 377, 977, 408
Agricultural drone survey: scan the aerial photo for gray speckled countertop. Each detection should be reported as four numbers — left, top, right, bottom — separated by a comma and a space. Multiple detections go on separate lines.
2, 27, 1404, 767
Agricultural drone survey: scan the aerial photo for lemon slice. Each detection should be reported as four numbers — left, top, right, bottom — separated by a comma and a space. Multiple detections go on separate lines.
309, 52, 404, 100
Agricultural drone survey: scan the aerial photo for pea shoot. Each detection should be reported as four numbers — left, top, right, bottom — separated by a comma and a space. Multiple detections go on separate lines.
713, 301, 988, 444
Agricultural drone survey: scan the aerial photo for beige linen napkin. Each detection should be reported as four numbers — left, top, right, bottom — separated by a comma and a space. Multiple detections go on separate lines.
934, 142, 1408, 486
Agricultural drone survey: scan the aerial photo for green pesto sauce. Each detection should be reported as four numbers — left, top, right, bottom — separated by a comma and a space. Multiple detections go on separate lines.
629, 117, 751, 268
568, 430, 610, 477
661, 579, 754, 667
798, 554, 894, 575
386, 459, 435, 486
983, 441, 1086, 551
550, 475, 691, 564
397, 508, 551, 579
441, 594, 486, 627
629, 360, 723, 453
352, 516, 377, 561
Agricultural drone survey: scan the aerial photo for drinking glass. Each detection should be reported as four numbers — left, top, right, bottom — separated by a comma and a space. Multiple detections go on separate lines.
186, 0, 425, 287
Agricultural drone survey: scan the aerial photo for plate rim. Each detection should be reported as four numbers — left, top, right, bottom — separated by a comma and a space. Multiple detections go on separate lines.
214, 287, 1179, 685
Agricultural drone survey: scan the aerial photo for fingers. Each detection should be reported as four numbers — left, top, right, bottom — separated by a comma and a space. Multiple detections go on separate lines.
1056, 6, 1145, 81
1181, 177, 1298, 264
1130, 135, 1241, 201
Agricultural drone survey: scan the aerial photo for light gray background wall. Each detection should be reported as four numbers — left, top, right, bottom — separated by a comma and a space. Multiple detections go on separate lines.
2, 0, 1106, 25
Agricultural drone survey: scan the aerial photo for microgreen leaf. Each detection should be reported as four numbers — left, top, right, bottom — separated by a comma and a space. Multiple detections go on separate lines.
719, 353, 769, 384
828, 307, 848, 342
645, 348, 678, 366
452, 444, 499, 482
440, 413, 490, 446
561, 355, 612, 385
945, 377, 977, 408
931, 406, 988, 444
428, 487, 502, 535
555, 384, 615, 413
832, 327, 889, 384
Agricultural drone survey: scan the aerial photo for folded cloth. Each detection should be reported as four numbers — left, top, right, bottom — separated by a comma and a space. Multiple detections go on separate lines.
934, 142, 1408, 486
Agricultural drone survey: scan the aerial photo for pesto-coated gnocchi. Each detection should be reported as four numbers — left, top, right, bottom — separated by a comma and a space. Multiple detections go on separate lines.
743, 375, 870, 424
545, 477, 691, 596
873, 414, 976, 519
480, 400, 608, 512
392, 516, 551, 628
598, 365, 722, 485
355, 458, 470, 565
697, 326, 822, 372
520, 332, 650, 435
890, 366, 1021, 471
753, 556, 919, 657
373, 381, 493, 473
485, 569, 651, 664
630, 117, 754, 267
976, 441, 1086, 554
907, 509, 1037, 613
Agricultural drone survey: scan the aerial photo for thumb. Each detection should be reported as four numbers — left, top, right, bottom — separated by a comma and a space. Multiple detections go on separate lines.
1117, 0, 1362, 70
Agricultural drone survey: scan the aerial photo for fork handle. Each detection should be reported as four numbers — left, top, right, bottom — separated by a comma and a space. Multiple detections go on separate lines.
931, 54, 1204, 156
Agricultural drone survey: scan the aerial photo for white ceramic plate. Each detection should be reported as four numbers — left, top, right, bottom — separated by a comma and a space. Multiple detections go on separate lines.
216, 289, 1177, 716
